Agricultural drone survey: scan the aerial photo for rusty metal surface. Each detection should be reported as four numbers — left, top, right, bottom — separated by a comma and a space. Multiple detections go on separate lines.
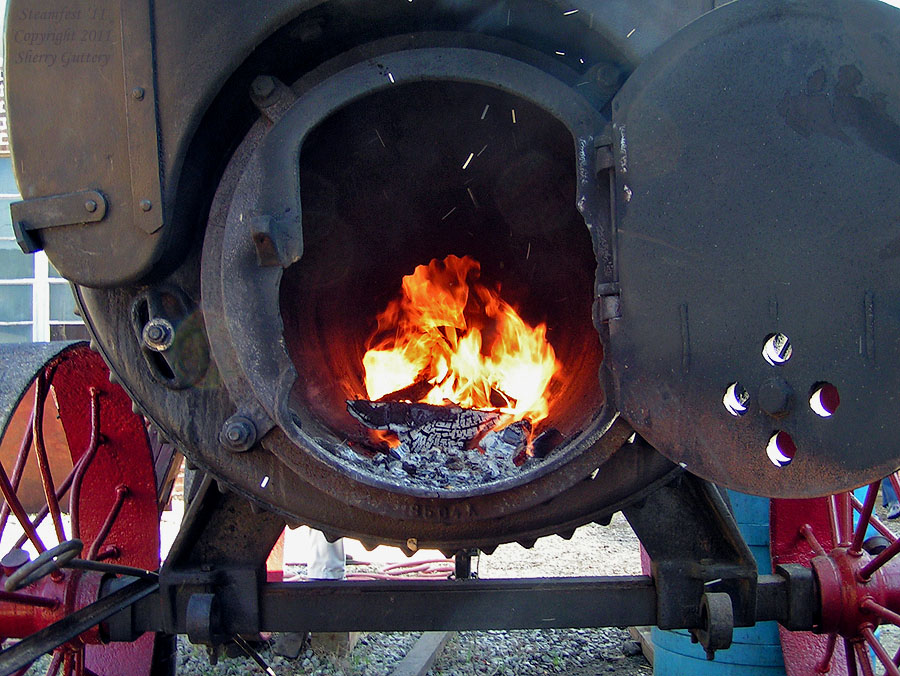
4, 0, 157, 284
71, 20, 673, 551
608, 0, 900, 497
5, 0, 696, 285
206, 42, 616, 502
10, 190, 108, 254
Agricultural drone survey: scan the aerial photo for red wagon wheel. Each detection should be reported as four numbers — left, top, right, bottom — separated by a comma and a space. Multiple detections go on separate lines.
0, 342, 178, 676
772, 475, 900, 676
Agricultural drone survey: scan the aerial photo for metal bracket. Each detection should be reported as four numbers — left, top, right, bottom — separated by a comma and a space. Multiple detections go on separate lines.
11, 191, 108, 254
691, 591, 734, 660
596, 143, 615, 171
595, 281, 621, 322
623, 474, 758, 631
120, 0, 163, 234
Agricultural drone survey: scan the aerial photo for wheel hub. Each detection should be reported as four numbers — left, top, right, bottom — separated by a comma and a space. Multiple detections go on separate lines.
813, 546, 900, 639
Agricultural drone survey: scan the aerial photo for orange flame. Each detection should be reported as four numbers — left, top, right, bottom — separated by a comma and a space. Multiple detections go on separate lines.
362, 255, 559, 425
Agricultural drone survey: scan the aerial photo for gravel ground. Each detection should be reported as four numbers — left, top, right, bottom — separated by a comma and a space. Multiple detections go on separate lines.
174, 516, 652, 676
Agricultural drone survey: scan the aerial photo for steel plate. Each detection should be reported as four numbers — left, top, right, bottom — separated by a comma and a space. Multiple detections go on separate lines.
608, 0, 900, 497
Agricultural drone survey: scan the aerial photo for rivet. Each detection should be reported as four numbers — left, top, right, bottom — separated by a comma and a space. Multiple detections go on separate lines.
758, 377, 795, 417
140, 200, 152, 212
131, 87, 145, 100
84, 199, 98, 213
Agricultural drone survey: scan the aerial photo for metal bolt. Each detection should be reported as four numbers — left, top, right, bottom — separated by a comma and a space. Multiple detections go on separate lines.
758, 377, 794, 417
139, 199, 153, 212
250, 75, 276, 100
595, 63, 622, 89
84, 199, 98, 213
131, 87, 145, 100
141, 318, 174, 352
220, 416, 257, 452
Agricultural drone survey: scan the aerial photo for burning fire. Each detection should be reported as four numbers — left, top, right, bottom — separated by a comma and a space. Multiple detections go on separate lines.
362, 255, 560, 425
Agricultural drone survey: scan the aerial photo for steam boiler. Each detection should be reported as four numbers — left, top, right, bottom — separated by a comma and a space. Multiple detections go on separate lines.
1, 0, 899, 673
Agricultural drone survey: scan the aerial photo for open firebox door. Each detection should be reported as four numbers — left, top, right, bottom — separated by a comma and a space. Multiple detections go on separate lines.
607, 0, 900, 498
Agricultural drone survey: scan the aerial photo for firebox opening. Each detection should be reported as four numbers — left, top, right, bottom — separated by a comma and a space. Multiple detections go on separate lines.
280, 80, 605, 493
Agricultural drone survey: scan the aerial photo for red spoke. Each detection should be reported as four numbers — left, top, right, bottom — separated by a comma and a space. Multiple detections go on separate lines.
846, 637, 860, 676
854, 640, 875, 676
32, 373, 67, 545
861, 598, 900, 626
45, 651, 63, 676
86, 485, 129, 560
851, 494, 897, 542
852, 482, 880, 554
73, 648, 84, 676
0, 456, 46, 553
61, 649, 74, 676
862, 625, 900, 676
13, 452, 84, 550
69, 388, 102, 541
816, 632, 838, 673
0, 589, 59, 608
0, 408, 35, 535
801, 523, 829, 556
830, 494, 845, 547
839, 493, 854, 546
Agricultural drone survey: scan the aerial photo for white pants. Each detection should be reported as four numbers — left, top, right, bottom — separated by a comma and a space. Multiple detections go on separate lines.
307, 529, 346, 580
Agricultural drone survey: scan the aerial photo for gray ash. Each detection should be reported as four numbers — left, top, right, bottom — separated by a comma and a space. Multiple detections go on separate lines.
323, 400, 558, 490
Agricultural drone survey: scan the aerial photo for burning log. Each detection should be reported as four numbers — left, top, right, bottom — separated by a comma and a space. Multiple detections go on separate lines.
375, 376, 434, 403
346, 399, 502, 455
531, 428, 564, 459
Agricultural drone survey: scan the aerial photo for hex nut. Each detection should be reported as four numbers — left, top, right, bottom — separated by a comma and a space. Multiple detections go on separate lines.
221, 416, 257, 452
251, 75, 276, 100
141, 318, 175, 352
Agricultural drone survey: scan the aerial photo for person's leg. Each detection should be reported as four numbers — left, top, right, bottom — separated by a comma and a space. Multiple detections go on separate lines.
883, 476, 900, 519
307, 530, 346, 579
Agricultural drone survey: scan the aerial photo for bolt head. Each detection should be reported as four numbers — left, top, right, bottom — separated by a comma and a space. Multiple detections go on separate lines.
131, 87, 145, 100
84, 199, 98, 213
141, 319, 174, 352
146, 325, 165, 342
759, 377, 794, 417
139, 199, 153, 212
251, 75, 276, 99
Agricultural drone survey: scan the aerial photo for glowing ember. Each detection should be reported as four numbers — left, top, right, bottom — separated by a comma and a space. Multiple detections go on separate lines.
362, 255, 560, 426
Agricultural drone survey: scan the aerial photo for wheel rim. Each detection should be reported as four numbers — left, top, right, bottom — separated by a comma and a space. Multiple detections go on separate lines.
0, 343, 167, 676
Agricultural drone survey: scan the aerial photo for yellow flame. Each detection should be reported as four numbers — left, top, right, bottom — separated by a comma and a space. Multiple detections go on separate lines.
362, 255, 559, 424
